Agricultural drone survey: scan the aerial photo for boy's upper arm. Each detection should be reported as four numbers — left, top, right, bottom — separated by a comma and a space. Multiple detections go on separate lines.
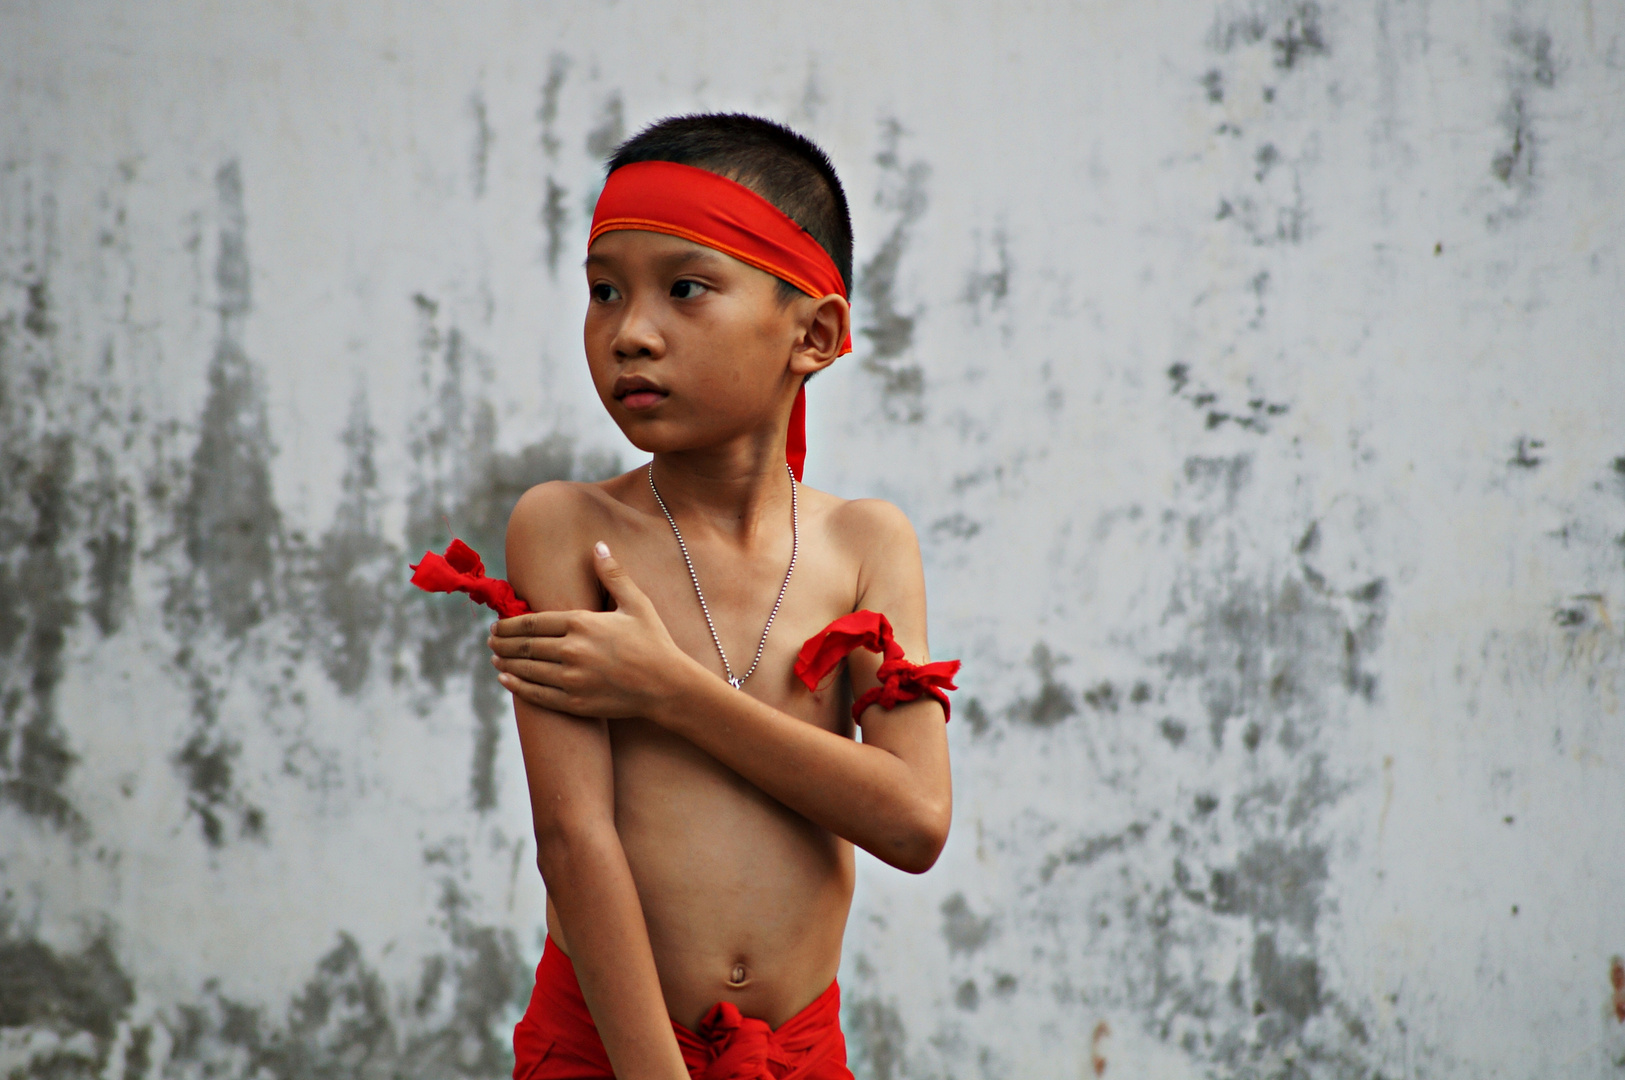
505, 483, 616, 841
843, 499, 949, 747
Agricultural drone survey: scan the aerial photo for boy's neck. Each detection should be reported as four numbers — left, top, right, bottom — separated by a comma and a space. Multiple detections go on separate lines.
647, 439, 795, 539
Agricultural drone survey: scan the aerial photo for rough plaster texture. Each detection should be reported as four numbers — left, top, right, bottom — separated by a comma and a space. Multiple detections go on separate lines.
1, 2, 1622, 1077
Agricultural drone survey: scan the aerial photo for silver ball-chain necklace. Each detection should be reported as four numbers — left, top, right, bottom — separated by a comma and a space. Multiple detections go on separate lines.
648, 461, 798, 690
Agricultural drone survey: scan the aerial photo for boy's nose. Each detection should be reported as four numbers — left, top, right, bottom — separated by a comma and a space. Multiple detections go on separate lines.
610, 294, 666, 360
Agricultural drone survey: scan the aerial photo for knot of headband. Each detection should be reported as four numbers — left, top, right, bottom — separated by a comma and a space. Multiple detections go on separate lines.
589, 160, 851, 481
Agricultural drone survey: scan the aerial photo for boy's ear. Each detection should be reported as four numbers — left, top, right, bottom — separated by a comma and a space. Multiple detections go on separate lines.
788, 294, 851, 378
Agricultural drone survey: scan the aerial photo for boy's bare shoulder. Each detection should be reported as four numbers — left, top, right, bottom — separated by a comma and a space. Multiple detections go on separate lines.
506, 476, 644, 607
804, 487, 920, 564
510, 478, 614, 532
508, 472, 644, 540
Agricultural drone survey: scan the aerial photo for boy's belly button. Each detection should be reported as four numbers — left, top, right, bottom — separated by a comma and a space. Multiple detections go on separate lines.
726, 961, 750, 988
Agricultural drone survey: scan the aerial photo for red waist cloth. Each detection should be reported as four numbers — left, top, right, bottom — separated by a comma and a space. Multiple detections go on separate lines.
513, 938, 852, 1080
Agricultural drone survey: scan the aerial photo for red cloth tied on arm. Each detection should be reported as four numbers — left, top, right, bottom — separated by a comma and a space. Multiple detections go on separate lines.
590, 160, 852, 482
794, 610, 960, 723
409, 539, 532, 618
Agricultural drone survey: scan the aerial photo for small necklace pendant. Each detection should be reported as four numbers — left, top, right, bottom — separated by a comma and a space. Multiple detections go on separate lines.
728, 676, 743, 690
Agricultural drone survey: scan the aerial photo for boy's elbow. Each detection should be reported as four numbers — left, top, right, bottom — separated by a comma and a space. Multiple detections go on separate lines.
532, 809, 618, 886
889, 795, 951, 875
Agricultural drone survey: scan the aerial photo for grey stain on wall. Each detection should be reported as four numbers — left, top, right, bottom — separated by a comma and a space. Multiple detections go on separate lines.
939, 893, 994, 956
856, 120, 930, 420
1007, 643, 1078, 728
0, 918, 135, 1078
844, 997, 905, 1080
177, 336, 279, 639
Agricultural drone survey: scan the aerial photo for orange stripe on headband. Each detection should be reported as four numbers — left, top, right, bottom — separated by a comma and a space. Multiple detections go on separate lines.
590, 160, 851, 480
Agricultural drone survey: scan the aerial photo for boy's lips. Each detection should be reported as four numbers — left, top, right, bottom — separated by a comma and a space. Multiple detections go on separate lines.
613, 375, 668, 412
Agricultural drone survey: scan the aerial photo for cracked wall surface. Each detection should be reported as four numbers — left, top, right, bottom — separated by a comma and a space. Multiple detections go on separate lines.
1, 3, 1622, 1078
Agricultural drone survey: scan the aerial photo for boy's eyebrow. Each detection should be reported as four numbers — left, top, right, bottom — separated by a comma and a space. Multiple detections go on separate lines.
583, 246, 730, 273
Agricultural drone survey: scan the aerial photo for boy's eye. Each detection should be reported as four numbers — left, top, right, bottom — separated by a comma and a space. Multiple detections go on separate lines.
591, 283, 621, 303
670, 279, 708, 300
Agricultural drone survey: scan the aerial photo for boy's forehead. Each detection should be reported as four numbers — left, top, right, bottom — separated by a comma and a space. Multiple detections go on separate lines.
585, 230, 758, 275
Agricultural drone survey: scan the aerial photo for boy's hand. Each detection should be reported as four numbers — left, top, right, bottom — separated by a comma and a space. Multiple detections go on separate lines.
489, 542, 695, 719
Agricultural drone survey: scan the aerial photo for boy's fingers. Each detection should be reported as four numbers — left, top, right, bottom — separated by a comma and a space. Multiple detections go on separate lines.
491, 612, 571, 638
499, 672, 584, 717
590, 542, 654, 615
488, 633, 566, 661
492, 655, 565, 684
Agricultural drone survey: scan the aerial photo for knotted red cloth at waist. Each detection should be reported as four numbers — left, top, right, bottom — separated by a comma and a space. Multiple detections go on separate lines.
513, 937, 852, 1080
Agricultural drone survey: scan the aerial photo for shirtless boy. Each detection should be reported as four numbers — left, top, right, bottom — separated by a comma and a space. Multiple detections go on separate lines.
481, 115, 954, 1080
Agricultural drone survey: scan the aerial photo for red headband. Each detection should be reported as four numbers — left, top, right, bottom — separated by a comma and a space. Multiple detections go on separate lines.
589, 160, 851, 481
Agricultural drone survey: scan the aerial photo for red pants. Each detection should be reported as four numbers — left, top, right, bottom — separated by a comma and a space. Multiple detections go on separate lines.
513, 938, 853, 1080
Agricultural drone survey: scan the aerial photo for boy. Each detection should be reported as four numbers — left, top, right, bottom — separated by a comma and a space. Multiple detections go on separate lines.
484, 115, 953, 1080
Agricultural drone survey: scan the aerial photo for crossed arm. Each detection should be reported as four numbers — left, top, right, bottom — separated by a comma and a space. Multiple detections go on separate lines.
499, 484, 951, 1079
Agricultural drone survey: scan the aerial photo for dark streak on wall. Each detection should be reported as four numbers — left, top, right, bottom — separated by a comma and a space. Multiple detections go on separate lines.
1205, 4, 1326, 249
584, 93, 624, 161
469, 92, 493, 199
537, 54, 570, 160
542, 179, 568, 276
162, 160, 277, 847
1489, 23, 1555, 222
0, 183, 89, 837
537, 55, 572, 273
856, 119, 930, 421
403, 293, 618, 811
311, 389, 392, 696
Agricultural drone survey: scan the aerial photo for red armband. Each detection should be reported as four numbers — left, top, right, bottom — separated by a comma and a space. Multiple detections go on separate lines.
794, 610, 960, 723
409, 539, 532, 618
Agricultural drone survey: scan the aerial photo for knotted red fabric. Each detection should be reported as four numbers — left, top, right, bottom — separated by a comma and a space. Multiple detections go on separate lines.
409, 539, 532, 619
794, 611, 960, 723
513, 937, 851, 1080
591, 160, 852, 481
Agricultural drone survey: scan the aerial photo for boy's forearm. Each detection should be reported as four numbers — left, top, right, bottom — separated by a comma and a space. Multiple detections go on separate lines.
536, 826, 689, 1080
653, 665, 950, 873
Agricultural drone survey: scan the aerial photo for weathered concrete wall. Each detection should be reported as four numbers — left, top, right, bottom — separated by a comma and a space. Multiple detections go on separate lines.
2, 2, 1622, 1077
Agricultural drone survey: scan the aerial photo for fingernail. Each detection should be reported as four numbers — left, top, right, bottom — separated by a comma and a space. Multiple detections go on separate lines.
594, 541, 610, 558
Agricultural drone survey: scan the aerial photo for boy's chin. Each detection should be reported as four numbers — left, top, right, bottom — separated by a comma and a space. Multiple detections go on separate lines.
611, 419, 685, 457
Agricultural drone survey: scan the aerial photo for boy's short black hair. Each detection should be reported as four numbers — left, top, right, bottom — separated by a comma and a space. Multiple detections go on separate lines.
606, 114, 854, 299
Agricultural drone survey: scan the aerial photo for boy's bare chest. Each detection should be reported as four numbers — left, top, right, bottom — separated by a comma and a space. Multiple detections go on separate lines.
610, 519, 857, 709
